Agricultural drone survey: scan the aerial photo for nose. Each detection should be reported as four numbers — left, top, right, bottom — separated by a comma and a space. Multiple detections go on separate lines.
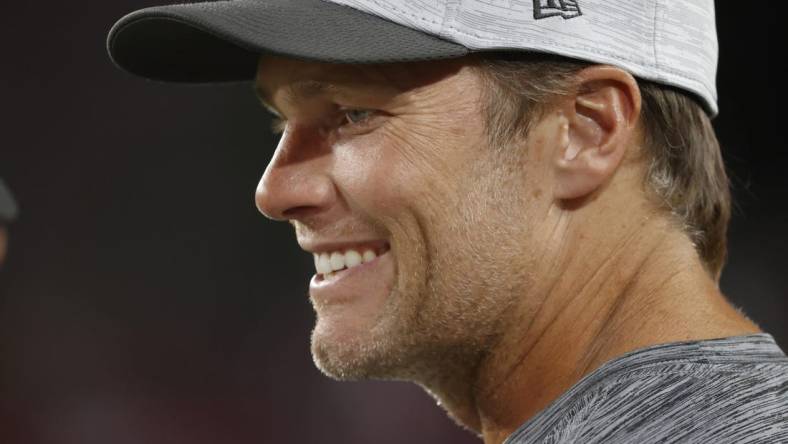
255, 125, 335, 221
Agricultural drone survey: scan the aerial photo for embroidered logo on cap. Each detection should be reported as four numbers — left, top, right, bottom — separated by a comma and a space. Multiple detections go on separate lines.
533, 0, 582, 20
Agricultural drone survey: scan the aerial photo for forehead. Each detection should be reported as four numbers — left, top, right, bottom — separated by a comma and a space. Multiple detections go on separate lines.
254, 55, 473, 108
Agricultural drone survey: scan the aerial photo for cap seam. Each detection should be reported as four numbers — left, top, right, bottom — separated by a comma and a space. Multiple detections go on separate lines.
438, 0, 457, 36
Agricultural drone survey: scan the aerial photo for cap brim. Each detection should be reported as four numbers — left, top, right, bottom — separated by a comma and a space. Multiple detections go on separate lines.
107, 0, 469, 83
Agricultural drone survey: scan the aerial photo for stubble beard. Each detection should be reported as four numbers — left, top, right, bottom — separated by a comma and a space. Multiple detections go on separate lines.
309, 253, 457, 383
310, 154, 528, 388
310, 223, 522, 387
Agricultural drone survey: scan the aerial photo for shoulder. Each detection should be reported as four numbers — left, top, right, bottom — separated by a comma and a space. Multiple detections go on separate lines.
591, 362, 788, 440
506, 335, 788, 444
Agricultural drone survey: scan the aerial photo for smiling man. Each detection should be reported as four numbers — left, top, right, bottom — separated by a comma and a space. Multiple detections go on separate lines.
108, 1, 788, 443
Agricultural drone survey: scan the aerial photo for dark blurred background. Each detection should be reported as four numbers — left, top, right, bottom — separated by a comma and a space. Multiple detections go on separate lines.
0, 2, 785, 443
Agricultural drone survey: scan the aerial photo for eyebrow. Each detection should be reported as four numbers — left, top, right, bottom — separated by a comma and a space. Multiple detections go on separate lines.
253, 80, 343, 118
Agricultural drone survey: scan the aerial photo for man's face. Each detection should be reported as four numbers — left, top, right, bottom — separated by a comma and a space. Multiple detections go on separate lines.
255, 56, 542, 380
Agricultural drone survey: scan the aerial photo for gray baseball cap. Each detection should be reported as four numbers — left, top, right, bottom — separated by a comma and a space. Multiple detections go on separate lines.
107, 0, 718, 115
0, 178, 18, 224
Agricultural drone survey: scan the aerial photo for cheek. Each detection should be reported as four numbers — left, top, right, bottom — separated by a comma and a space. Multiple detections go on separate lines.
332, 131, 454, 216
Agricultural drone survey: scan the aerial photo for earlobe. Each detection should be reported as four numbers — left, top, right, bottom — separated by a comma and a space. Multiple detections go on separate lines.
552, 69, 639, 202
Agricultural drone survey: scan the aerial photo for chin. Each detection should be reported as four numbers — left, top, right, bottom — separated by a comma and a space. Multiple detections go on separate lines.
311, 331, 375, 381
309, 315, 412, 381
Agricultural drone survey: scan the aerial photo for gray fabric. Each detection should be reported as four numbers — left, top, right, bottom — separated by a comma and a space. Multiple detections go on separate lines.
505, 333, 788, 444
107, 0, 719, 115
332, 0, 719, 115
0, 178, 18, 223
107, 0, 467, 83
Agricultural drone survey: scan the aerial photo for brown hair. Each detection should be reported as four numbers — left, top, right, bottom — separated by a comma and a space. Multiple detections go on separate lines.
473, 53, 731, 279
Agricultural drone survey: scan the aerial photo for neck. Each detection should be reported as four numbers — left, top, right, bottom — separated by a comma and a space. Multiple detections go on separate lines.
420, 205, 761, 443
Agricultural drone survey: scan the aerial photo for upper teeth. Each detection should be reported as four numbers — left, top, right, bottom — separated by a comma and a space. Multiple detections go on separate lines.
314, 249, 378, 275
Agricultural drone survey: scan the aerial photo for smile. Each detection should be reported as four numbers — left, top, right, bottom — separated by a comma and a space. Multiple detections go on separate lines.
313, 242, 391, 279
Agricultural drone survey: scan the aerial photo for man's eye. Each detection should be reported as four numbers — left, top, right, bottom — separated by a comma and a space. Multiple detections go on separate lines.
343, 109, 374, 125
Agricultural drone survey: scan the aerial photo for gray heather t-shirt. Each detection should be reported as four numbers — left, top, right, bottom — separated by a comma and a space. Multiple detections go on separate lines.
504, 334, 788, 444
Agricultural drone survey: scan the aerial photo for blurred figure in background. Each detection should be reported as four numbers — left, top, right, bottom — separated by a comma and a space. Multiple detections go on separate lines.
0, 178, 18, 268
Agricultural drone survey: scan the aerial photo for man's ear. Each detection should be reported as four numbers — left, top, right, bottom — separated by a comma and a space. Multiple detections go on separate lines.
552, 66, 641, 201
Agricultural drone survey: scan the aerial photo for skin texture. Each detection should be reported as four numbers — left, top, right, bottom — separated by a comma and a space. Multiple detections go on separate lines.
253, 56, 761, 444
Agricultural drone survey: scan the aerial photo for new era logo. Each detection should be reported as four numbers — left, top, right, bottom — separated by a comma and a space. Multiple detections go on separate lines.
533, 0, 582, 20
